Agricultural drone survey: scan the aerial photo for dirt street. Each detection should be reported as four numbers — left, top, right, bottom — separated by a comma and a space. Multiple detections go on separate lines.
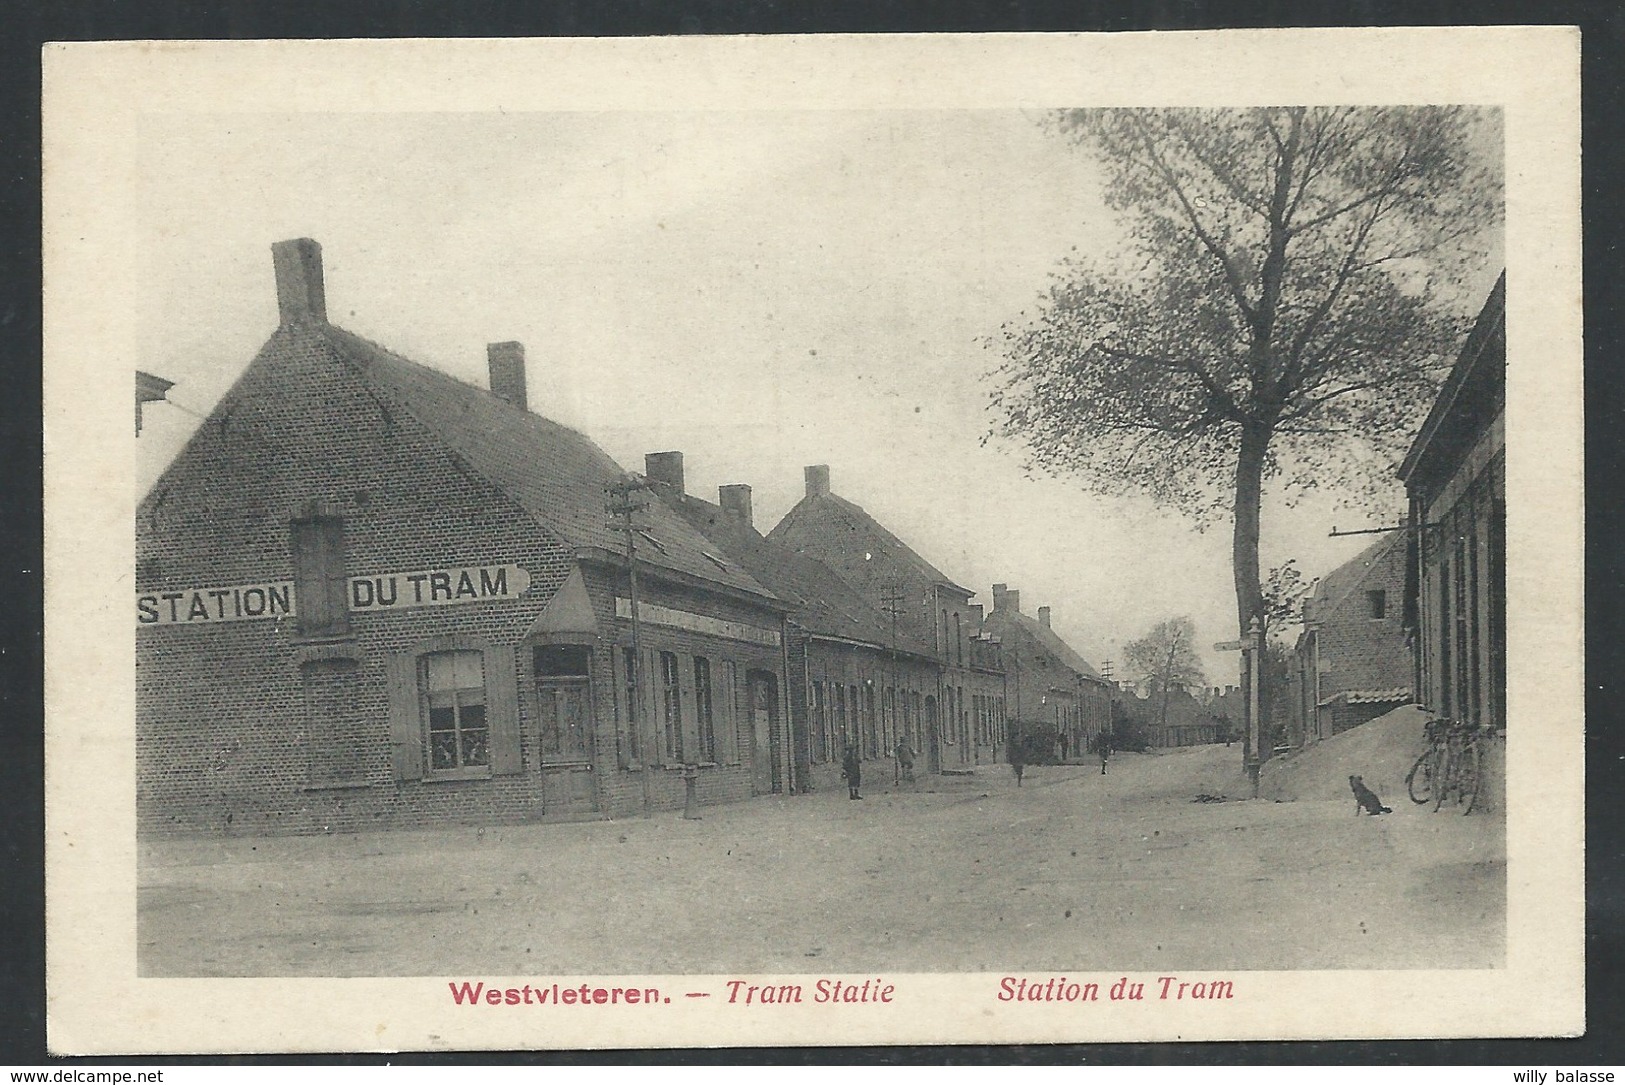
138, 743, 1504, 977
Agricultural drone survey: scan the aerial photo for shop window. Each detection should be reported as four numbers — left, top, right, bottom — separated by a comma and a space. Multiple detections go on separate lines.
290, 516, 349, 637
422, 650, 488, 774
694, 656, 716, 763
863, 685, 878, 758
722, 659, 741, 764
659, 651, 683, 764
835, 684, 849, 749
812, 681, 827, 763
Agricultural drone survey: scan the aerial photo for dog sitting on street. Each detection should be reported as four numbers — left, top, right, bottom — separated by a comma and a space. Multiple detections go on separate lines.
1349, 775, 1392, 816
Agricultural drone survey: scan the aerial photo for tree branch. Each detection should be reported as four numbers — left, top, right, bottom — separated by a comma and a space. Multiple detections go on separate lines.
1095, 343, 1246, 423
1126, 115, 1259, 326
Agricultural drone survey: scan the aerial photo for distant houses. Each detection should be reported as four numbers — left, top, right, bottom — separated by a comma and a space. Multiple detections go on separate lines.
769, 466, 1011, 772
982, 585, 1112, 761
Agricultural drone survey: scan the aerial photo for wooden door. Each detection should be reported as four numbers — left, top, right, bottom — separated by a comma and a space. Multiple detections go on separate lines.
535, 678, 596, 814
748, 671, 779, 795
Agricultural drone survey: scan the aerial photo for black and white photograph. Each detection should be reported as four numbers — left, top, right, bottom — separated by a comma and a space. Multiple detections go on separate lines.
44, 30, 1583, 1052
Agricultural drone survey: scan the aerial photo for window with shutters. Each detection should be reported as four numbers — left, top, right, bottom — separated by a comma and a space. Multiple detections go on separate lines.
387, 639, 518, 783
290, 516, 349, 637
422, 650, 489, 776
863, 685, 878, 758
619, 646, 639, 769
721, 659, 741, 765
812, 681, 827, 763
838, 682, 851, 750
659, 650, 683, 764
694, 656, 716, 764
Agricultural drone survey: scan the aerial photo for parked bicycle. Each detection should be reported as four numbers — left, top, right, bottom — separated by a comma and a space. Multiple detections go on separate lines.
1404, 717, 1484, 814
1404, 717, 1447, 806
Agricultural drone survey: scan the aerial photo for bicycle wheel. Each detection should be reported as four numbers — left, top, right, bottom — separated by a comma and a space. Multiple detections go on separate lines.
1459, 740, 1484, 815
1406, 750, 1434, 805
1434, 743, 1456, 812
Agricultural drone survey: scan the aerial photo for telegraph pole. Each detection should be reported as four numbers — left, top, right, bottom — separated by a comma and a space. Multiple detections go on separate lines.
605, 475, 653, 818
880, 580, 905, 756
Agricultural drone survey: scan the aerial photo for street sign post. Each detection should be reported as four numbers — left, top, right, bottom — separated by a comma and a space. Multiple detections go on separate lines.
1217, 626, 1264, 797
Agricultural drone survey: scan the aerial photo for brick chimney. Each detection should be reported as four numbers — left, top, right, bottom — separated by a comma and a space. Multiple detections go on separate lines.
487, 341, 528, 410
645, 451, 685, 494
719, 484, 753, 527
805, 464, 831, 497
1038, 606, 1051, 628
991, 584, 1008, 611
271, 238, 326, 325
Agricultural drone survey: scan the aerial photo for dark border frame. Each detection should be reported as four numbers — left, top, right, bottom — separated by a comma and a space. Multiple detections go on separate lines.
6, 0, 1621, 1068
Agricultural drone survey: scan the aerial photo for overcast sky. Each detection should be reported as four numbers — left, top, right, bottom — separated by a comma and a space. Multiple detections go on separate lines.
134, 109, 1501, 681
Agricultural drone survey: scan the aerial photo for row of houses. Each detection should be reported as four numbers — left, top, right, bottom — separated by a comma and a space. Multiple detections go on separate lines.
1287, 274, 1506, 784
135, 239, 1117, 835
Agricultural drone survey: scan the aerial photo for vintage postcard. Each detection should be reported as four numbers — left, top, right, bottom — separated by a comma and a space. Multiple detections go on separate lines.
43, 29, 1582, 1053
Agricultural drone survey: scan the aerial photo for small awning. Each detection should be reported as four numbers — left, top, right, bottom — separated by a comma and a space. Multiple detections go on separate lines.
1319, 687, 1412, 708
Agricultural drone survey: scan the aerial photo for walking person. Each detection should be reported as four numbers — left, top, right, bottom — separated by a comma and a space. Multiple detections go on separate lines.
894, 735, 915, 785
1007, 726, 1026, 787
842, 743, 863, 800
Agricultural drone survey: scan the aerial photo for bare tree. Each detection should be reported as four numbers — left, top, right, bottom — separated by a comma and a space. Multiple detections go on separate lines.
990, 107, 1498, 677
1123, 617, 1207, 734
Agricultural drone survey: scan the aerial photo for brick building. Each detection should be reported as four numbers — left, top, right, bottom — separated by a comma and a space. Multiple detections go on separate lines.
643, 454, 945, 792
136, 239, 794, 835
1398, 272, 1506, 805
982, 585, 1112, 761
1292, 533, 1414, 743
768, 466, 1006, 772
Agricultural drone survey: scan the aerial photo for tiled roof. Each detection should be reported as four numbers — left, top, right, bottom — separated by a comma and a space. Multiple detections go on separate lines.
770, 491, 973, 597
1303, 533, 1402, 625
986, 607, 1105, 683
324, 326, 775, 601
660, 488, 938, 659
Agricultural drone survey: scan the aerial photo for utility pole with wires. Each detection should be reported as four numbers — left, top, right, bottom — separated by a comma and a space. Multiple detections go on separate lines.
879, 579, 906, 755
605, 474, 654, 818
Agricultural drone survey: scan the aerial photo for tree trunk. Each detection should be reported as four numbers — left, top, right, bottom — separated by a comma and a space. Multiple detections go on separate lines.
1232, 422, 1268, 635
1234, 421, 1271, 764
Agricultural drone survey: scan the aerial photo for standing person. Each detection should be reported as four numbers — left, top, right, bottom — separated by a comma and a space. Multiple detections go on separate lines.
842, 743, 863, 800
1099, 734, 1111, 776
894, 735, 915, 785
1007, 726, 1026, 787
